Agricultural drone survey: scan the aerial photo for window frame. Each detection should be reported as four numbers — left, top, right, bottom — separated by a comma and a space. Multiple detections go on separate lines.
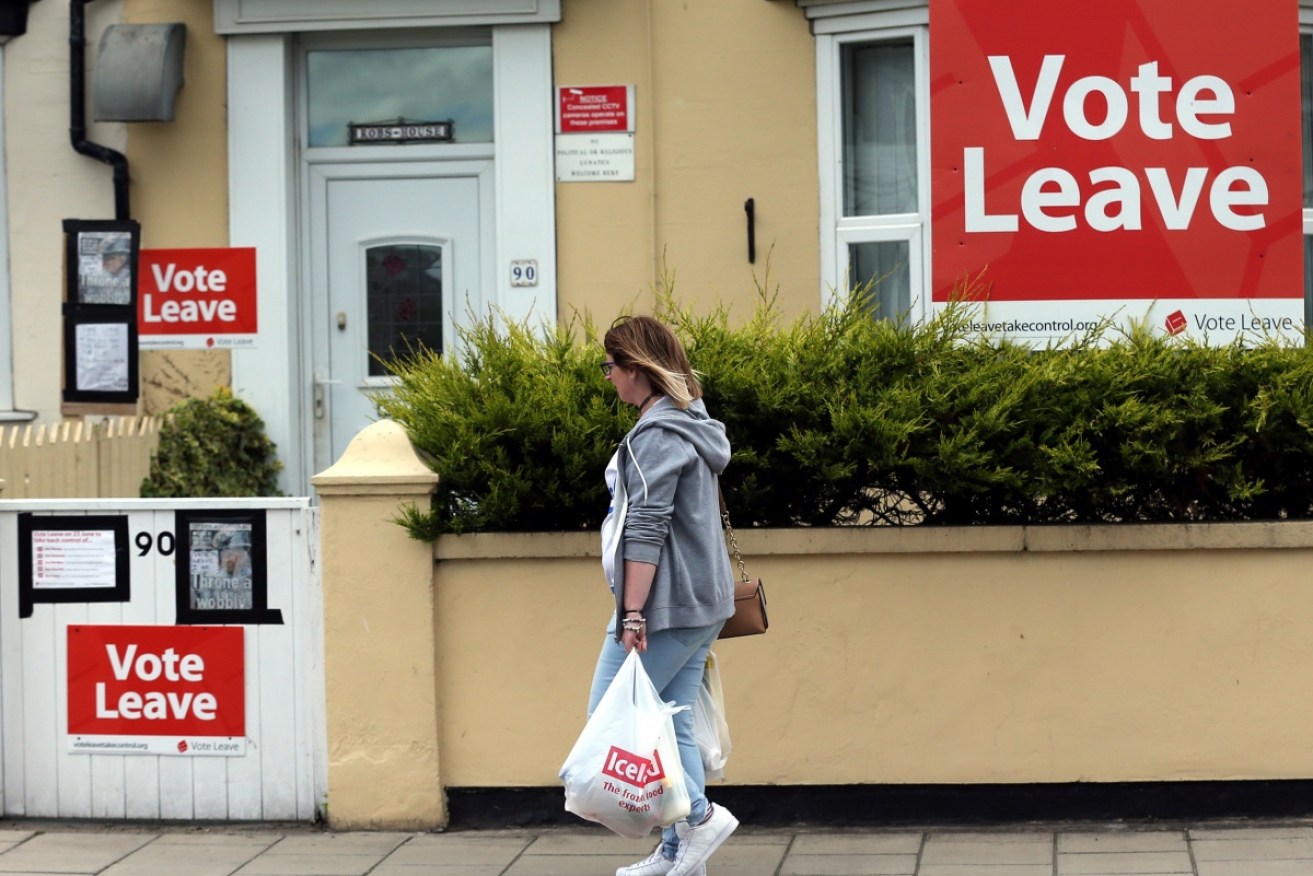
816, 20, 931, 317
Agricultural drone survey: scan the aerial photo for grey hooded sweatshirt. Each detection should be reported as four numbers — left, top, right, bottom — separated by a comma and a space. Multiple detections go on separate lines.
611, 395, 735, 639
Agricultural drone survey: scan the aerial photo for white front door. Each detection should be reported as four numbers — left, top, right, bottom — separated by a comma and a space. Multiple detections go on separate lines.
307, 160, 492, 470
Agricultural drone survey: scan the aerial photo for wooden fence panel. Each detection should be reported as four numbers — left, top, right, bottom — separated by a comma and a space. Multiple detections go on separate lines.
0, 498, 322, 822
0, 418, 159, 500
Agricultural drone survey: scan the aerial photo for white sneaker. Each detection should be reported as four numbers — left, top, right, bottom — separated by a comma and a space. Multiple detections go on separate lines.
668, 804, 738, 876
615, 844, 706, 876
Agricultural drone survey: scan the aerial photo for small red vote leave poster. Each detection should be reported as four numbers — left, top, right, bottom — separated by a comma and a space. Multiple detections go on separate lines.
137, 247, 258, 350
930, 0, 1304, 344
67, 625, 246, 756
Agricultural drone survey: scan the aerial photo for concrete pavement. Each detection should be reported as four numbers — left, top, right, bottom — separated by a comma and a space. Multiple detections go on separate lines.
2, 820, 1313, 875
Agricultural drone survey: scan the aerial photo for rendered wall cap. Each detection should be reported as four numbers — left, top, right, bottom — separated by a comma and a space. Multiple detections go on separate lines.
311, 419, 438, 495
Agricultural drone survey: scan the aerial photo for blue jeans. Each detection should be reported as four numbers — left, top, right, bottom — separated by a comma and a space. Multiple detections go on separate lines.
588, 614, 724, 860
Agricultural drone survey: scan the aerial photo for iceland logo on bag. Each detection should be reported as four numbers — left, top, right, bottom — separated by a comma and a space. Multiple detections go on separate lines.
602, 745, 666, 789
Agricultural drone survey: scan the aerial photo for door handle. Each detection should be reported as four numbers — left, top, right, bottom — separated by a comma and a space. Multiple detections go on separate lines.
313, 374, 342, 420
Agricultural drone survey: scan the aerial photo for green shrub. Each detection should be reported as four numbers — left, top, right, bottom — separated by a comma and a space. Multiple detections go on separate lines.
379, 289, 1313, 538
140, 388, 283, 497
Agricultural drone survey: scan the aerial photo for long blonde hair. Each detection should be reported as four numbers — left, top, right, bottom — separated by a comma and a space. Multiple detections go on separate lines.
604, 315, 702, 409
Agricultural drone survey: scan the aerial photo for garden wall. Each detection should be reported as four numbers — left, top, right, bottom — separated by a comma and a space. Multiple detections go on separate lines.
314, 421, 1313, 828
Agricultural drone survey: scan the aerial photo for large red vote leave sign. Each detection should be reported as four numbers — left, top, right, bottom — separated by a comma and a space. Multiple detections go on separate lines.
67, 625, 245, 756
930, 0, 1303, 341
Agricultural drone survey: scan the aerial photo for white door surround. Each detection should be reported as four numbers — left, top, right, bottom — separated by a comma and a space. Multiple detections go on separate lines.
227, 27, 556, 494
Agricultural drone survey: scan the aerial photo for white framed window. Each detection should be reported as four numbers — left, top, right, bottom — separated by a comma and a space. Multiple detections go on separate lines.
816, 12, 930, 321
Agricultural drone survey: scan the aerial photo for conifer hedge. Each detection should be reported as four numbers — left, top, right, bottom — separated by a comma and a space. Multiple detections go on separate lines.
377, 294, 1313, 538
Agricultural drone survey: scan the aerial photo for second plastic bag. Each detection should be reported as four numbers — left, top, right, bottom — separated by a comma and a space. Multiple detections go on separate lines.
693, 650, 732, 780
559, 650, 691, 838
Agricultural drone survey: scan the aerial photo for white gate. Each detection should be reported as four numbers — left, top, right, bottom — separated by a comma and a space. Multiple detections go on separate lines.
0, 498, 324, 821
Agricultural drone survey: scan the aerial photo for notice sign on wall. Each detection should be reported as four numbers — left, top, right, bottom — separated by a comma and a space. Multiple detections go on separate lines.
67, 625, 245, 756
930, 0, 1303, 343
556, 85, 636, 183
557, 85, 634, 133
137, 248, 258, 349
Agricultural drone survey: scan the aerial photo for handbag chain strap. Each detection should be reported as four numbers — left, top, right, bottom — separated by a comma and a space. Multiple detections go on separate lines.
717, 483, 750, 584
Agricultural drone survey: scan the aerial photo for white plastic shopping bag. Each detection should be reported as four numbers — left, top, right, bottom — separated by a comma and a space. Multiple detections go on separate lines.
560, 650, 691, 838
693, 650, 732, 780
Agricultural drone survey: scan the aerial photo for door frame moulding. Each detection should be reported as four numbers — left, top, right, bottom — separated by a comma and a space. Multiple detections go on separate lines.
228, 26, 556, 494
215, 0, 561, 34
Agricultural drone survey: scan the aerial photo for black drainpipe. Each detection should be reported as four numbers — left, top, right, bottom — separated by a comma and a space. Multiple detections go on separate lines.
69, 0, 129, 220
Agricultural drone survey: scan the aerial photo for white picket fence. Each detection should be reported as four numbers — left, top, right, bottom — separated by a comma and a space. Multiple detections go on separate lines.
0, 498, 324, 821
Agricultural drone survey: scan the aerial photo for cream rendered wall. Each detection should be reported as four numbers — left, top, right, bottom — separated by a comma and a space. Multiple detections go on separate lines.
6, 0, 125, 422
553, 0, 820, 324
125, 0, 231, 413
4, 0, 230, 424
430, 525, 1313, 790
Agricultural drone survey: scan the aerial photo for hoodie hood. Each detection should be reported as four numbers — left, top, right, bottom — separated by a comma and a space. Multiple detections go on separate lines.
628, 396, 732, 474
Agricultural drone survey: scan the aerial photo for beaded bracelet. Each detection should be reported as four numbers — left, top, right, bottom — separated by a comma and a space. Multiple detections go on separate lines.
621, 617, 646, 633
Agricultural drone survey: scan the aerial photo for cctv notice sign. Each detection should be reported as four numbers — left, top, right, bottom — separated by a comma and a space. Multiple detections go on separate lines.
930, 0, 1304, 344
137, 248, 258, 349
67, 625, 246, 756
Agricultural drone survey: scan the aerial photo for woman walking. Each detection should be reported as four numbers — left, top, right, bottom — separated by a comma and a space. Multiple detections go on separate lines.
591, 315, 738, 876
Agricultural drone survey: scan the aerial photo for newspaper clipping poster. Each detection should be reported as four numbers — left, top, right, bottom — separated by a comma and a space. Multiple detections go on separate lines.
188, 521, 253, 612
76, 230, 133, 306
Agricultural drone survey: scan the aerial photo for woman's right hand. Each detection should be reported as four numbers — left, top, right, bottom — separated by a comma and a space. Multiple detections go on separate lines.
621, 625, 648, 654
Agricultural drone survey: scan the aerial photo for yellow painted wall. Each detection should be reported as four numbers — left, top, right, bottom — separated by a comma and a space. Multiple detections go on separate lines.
6, 0, 125, 421
125, 0, 232, 412
430, 526, 1313, 789
553, 0, 819, 323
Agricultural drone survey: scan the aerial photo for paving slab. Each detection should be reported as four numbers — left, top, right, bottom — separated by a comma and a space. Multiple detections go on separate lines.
790, 832, 923, 855
233, 852, 388, 876
1190, 827, 1313, 841
929, 831, 1055, 843
1191, 837, 1313, 861
503, 854, 618, 875
918, 866, 1051, 876
148, 832, 282, 849
0, 831, 155, 874
263, 832, 412, 855
710, 839, 791, 871
1059, 832, 1188, 854
780, 852, 918, 875
922, 838, 1053, 865
100, 841, 269, 876
1057, 849, 1194, 874
1195, 862, 1313, 876
382, 835, 532, 867
518, 830, 652, 856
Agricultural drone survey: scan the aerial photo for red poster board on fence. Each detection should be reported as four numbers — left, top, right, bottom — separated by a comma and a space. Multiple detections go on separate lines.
67, 625, 245, 756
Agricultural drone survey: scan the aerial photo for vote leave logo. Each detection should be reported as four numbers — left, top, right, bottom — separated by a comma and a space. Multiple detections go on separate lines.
1164, 310, 1188, 335
67, 625, 245, 738
930, 0, 1302, 305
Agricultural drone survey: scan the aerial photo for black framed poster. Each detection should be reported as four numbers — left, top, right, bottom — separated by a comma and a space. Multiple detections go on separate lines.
64, 219, 139, 307
17, 514, 131, 618
174, 509, 282, 625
